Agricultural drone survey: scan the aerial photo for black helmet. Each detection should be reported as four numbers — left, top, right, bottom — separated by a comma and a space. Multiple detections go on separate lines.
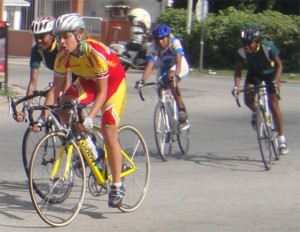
240, 25, 260, 44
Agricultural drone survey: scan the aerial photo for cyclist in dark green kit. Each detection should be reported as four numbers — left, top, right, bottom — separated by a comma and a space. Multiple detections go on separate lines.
14, 16, 73, 122
28, 15, 72, 96
232, 25, 289, 155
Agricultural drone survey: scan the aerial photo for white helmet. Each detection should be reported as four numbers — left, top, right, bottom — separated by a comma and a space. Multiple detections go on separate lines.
54, 13, 85, 35
128, 8, 151, 30
31, 16, 55, 35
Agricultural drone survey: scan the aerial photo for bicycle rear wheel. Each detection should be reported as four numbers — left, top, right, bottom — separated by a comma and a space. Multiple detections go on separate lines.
177, 118, 190, 155
22, 127, 48, 178
117, 125, 150, 212
29, 132, 86, 227
154, 103, 172, 161
256, 109, 274, 171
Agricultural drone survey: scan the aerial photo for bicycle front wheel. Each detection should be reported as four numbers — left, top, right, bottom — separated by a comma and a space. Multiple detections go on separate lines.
29, 132, 86, 227
154, 103, 172, 161
117, 125, 150, 212
256, 109, 273, 171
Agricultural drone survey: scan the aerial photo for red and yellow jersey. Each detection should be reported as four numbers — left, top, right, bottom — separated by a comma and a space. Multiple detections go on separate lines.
54, 38, 125, 98
54, 38, 124, 79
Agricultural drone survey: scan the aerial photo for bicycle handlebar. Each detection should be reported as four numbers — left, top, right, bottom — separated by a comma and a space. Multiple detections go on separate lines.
8, 88, 50, 120
138, 82, 156, 101
233, 83, 281, 108
26, 100, 87, 126
138, 75, 180, 102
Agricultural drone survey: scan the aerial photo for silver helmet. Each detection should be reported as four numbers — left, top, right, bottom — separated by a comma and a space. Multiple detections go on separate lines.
31, 16, 55, 35
54, 13, 85, 34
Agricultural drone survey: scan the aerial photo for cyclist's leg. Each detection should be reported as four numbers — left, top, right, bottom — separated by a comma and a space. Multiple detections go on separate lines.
167, 58, 189, 111
244, 74, 258, 128
266, 78, 289, 154
101, 78, 127, 207
243, 74, 258, 112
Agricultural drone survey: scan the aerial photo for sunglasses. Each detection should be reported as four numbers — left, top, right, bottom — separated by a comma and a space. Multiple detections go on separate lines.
34, 33, 50, 40
242, 40, 254, 47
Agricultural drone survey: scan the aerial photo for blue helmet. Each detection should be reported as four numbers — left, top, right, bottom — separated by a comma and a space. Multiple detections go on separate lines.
152, 24, 171, 39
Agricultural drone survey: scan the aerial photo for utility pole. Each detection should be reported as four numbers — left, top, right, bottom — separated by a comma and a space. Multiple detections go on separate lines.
0, 0, 3, 20
186, 0, 193, 34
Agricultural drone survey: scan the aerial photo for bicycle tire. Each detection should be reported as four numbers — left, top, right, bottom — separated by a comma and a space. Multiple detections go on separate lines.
117, 125, 150, 212
256, 108, 273, 171
177, 118, 190, 155
22, 127, 50, 178
153, 103, 172, 161
269, 115, 280, 161
29, 132, 86, 227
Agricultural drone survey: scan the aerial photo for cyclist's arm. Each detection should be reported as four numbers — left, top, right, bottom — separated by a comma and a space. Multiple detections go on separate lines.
41, 75, 66, 118
141, 60, 154, 82
234, 61, 243, 88
26, 68, 39, 96
173, 53, 182, 77
273, 55, 283, 87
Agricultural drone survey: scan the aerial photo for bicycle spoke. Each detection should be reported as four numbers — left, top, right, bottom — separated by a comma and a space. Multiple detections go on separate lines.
117, 125, 150, 212
256, 110, 273, 171
29, 132, 86, 227
154, 104, 172, 161
178, 119, 190, 154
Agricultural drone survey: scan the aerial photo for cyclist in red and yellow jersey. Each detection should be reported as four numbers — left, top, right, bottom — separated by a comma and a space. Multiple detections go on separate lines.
36, 13, 127, 207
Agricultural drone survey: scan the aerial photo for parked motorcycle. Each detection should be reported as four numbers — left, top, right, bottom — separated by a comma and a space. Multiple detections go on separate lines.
109, 26, 150, 71
110, 41, 149, 71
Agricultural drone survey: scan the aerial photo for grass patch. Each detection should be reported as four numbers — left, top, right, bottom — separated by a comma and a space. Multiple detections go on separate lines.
189, 68, 300, 81
0, 85, 19, 97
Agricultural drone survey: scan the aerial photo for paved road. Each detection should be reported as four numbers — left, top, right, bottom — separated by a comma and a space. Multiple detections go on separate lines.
0, 58, 299, 232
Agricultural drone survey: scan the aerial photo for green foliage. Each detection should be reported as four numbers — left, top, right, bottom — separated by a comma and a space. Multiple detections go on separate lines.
157, 7, 300, 72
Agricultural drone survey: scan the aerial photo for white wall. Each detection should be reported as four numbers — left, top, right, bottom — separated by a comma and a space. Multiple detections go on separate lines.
83, 0, 164, 22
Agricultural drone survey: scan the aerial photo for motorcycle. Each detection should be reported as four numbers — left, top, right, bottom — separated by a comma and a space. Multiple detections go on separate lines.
109, 26, 150, 71
110, 41, 149, 71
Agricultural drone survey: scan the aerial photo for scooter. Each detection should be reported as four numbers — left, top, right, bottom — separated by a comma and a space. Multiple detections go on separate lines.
109, 26, 150, 71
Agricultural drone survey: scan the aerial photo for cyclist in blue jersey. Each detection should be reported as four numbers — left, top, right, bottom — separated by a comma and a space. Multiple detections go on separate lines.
135, 24, 189, 123
232, 25, 289, 155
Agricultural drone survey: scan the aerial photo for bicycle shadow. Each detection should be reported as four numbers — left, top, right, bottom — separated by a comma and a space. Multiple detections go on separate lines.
0, 179, 39, 227
0, 179, 108, 227
171, 150, 267, 172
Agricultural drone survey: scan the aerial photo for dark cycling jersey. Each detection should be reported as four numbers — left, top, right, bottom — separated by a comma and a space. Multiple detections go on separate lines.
30, 40, 58, 70
236, 39, 279, 77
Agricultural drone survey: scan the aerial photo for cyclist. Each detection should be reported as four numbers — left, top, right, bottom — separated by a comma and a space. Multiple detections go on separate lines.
28, 15, 73, 96
232, 25, 289, 155
13, 16, 72, 122
135, 24, 189, 123
33, 13, 127, 207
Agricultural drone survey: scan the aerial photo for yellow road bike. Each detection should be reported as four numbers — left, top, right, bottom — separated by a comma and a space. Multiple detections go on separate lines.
26, 101, 150, 227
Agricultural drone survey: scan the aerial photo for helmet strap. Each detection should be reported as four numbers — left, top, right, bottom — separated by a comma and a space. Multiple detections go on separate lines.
70, 31, 82, 57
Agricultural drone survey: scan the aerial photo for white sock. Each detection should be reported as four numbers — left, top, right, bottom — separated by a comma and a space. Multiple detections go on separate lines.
112, 182, 121, 187
278, 135, 286, 143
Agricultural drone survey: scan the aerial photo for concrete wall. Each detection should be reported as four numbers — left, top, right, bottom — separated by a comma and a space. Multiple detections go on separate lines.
7, 20, 132, 58
8, 30, 32, 57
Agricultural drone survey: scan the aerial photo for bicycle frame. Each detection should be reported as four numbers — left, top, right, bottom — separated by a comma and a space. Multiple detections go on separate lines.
234, 80, 279, 170
160, 88, 178, 134
49, 124, 137, 188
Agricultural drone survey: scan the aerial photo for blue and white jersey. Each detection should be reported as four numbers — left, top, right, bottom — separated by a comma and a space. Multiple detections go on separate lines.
146, 35, 185, 70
